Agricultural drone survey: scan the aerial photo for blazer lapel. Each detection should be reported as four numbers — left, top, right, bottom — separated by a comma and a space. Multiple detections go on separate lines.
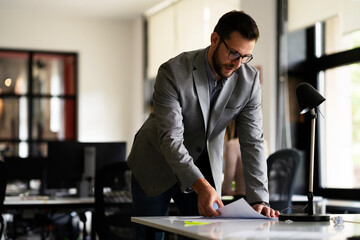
207, 72, 238, 139
193, 49, 210, 133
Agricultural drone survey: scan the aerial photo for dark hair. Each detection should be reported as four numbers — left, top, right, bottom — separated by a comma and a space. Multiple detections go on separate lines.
214, 10, 259, 42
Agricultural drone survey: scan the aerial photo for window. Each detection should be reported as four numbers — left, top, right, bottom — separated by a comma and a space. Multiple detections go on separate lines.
320, 64, 360, 189
277, 0, 360, 199
317, 19, 360, 196
0, 49, 77, 158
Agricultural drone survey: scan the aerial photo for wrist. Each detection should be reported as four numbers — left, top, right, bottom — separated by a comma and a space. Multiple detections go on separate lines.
191, 177, 209, 194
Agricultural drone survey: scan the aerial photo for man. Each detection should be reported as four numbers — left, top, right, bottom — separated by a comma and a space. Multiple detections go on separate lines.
127, 10, 279, 239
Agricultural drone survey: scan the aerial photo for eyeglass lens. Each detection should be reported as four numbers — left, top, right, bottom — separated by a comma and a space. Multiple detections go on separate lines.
219, 34, 253, 63
228, 52, 252, 63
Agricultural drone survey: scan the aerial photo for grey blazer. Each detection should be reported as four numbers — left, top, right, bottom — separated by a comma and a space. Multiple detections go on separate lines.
127, 48, 268, 204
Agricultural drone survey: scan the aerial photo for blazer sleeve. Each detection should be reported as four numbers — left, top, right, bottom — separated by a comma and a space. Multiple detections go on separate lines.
152, 62, 203, 192
235, 70, 269, 204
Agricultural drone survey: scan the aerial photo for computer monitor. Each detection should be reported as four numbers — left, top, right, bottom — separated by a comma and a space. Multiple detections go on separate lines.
44, 141, 126, 193
5, 157, 45, 181
83, 142, 127, 172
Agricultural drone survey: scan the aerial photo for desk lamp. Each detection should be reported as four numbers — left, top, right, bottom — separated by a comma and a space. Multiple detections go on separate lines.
279, 82, 330, 222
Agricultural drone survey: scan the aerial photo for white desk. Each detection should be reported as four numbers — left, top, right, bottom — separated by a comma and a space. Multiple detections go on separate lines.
132, 214, 360, 240
4, 196, 94, 208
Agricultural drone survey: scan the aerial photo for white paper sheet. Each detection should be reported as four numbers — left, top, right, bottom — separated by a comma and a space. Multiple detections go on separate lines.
217, 198, 277, 220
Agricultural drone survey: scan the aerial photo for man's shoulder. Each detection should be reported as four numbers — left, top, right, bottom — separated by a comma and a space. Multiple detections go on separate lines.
233, 64, 261, 88
236, 63, 259, 75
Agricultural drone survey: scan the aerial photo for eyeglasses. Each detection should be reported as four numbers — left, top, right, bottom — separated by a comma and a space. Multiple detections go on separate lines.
218, 34, 253, 64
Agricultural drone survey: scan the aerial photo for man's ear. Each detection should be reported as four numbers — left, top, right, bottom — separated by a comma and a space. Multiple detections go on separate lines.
210, 32, 220, 46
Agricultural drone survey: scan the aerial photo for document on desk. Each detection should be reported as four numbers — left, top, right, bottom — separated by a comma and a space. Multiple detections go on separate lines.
217, 198, 276, 220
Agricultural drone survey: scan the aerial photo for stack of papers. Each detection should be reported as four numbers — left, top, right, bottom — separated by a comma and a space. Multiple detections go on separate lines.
216, 198, 277, 220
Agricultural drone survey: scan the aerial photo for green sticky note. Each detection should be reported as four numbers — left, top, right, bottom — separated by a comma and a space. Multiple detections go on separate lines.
184, 221, 211, 227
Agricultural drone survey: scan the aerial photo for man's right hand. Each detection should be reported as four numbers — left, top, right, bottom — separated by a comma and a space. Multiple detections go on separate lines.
192, 177, 224, 217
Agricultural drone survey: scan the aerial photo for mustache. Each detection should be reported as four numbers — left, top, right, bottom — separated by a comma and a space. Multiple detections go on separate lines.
225, 64, 237, 70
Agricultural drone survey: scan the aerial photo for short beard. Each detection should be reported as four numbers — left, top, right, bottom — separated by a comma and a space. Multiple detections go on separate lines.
212, 44, 235, 79
212, 44, 225, 79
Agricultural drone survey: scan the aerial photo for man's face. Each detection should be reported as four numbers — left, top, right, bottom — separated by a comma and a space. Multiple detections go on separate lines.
212, 31, 256, 79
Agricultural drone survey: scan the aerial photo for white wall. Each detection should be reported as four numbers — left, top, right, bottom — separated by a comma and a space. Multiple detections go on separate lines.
0, 10, 144, 155
242, 0, 277, 154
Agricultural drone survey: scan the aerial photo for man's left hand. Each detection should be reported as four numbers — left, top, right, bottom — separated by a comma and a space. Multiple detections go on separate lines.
252, 203, 280, 218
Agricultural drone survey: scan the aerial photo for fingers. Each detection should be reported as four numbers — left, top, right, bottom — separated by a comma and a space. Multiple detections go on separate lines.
275, 210, 280, 218
197, 194, 223, 217
216, 199, 225, 208
198, 201, 220, 217
193, 178, 223, 217
252, 204, 280, 218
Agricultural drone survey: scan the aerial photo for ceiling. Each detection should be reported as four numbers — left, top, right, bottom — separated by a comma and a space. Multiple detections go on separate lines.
0, 0, 169, 20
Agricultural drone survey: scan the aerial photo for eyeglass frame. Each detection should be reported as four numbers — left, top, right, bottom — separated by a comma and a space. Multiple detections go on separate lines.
217, 33, 253, 64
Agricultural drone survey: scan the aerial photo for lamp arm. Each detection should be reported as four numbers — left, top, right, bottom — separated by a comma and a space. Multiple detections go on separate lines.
308, 108, 317, 215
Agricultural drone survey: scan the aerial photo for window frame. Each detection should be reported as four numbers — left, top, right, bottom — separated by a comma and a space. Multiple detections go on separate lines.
0, 48, 78, 157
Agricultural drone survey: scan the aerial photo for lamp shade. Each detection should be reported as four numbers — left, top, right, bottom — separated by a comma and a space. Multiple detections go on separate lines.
296, 83, 326, 114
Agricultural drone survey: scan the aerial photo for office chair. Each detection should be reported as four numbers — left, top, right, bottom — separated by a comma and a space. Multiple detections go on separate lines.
94, 161, 134, 240
0, 160, 8, 238
267, 148, 300, 214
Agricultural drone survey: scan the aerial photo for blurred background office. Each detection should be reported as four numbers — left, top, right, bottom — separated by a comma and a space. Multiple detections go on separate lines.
1, 0, 360, 238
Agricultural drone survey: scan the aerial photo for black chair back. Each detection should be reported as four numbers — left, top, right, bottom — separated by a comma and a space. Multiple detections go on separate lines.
267, 148, 300, 214
94, 161, 134, 240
